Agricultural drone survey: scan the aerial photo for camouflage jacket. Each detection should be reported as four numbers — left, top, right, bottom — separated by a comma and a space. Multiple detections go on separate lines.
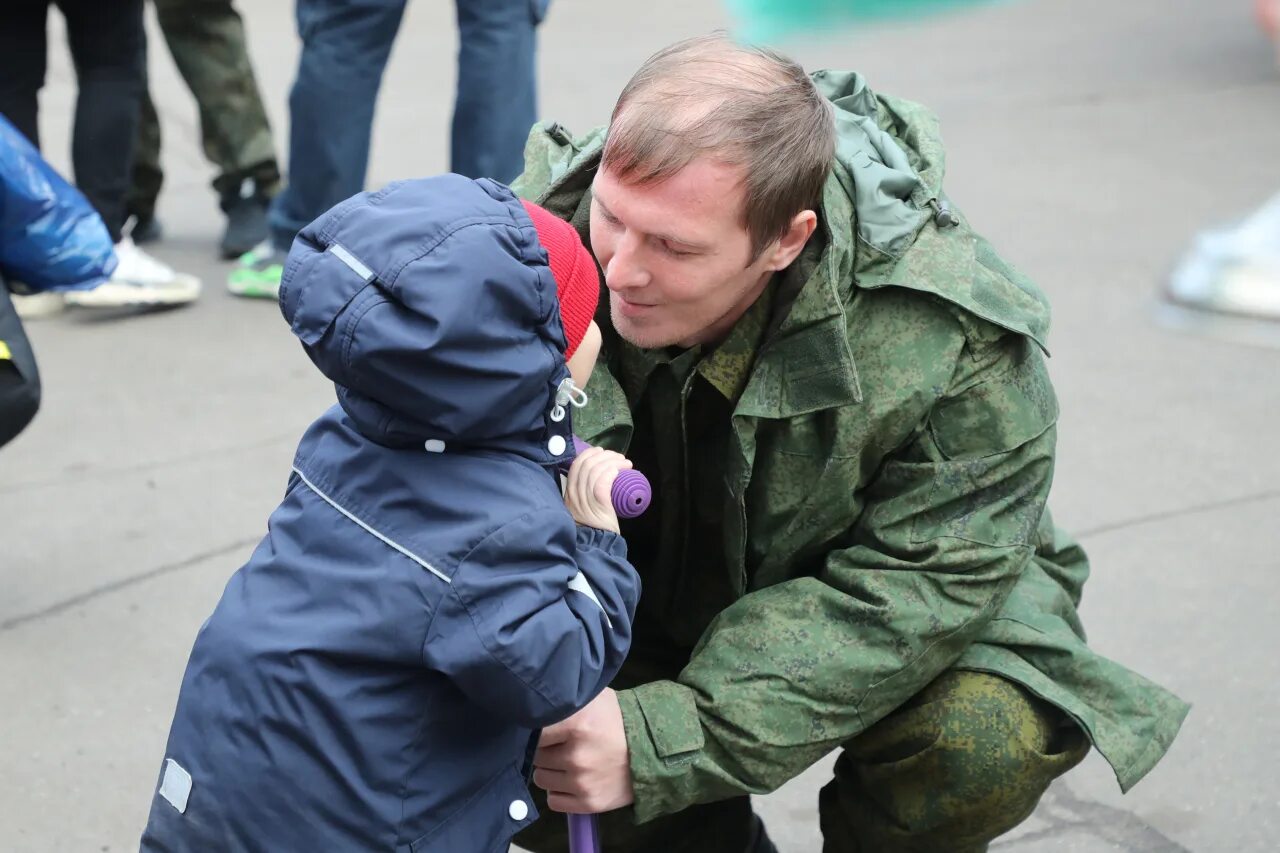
513, 70, 1188, 823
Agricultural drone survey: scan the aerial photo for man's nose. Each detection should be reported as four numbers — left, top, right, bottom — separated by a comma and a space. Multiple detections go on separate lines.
605, 235, 650, 291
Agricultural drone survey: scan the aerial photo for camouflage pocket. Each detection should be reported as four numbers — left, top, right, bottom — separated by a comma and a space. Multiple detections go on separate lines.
928, 340, 1058, 461
908, 426, 1054, 548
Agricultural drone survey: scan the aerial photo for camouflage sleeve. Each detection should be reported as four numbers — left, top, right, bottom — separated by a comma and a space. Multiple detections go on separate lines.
617, 331, 1060, 823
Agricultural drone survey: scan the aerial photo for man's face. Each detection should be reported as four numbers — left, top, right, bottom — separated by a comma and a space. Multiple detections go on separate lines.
590, 158, 773, 350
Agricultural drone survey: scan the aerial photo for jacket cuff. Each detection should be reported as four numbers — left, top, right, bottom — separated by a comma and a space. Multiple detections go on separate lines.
575, 524, 627, 557
618, 680, 704, 824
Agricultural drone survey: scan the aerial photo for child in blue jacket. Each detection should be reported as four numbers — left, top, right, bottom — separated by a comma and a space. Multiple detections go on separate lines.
140, 175, 640, 852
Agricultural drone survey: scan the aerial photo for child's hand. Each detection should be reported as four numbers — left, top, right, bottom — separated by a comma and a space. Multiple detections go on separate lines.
564, 446, 633, 534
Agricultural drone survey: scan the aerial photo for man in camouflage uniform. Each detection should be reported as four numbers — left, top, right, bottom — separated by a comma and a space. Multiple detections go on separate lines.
127, 0, 279, 259
511, 35, 1188, 852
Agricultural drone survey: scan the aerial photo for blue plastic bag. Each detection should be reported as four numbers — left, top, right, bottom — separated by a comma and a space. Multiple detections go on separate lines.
0, 113, 116, 292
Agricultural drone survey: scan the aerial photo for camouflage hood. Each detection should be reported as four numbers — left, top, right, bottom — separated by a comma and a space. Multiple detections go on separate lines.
801, 70, 1052, 353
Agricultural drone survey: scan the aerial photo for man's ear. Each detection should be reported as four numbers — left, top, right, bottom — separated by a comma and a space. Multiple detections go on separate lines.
761, 210, 817, 272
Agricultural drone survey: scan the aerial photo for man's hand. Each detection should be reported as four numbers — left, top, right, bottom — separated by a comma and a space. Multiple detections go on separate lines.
533, 688, 635, 814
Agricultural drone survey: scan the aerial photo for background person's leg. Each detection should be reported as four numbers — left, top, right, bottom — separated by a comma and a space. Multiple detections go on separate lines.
452, 0, 542, 183
55, 0, 200, 309
56, 0, 147, 244
152, 0, 279, 200
126, 88, 165, 241
267, 0, 407, 252
0, 1, 52, 150
819, 670, 1089, 852
151, 0, 279, 256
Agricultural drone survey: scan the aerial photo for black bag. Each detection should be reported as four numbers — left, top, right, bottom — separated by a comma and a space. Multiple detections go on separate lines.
0, 283, 41, 448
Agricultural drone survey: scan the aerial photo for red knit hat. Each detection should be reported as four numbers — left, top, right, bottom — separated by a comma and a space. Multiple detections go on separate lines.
521, 200, 599, 360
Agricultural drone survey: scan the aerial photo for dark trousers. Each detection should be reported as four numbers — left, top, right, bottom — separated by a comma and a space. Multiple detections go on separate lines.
0, 287, 41, 449
0, 0, 146, 243
268, 0, 543, 251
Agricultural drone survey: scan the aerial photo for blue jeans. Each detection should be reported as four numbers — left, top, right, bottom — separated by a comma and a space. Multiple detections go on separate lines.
269, 0, 545, 251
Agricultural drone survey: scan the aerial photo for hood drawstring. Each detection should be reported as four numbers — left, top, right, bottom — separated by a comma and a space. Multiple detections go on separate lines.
549, 377, 589, 423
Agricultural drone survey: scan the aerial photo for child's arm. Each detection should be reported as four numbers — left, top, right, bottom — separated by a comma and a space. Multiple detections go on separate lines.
421, 467, 640, 728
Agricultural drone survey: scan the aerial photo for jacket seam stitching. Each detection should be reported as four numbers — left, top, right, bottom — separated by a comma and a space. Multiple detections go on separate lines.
383, 216, 535, 287
291, 465, 450, 583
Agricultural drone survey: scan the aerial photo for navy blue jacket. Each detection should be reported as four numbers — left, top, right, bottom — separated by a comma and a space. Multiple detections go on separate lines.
140, 176, 640, 852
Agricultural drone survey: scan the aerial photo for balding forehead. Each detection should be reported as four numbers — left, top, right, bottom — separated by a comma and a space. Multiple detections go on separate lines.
618, 41, 792, 106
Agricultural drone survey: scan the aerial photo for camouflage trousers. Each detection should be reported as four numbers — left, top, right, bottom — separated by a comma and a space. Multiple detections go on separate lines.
128, 0, 279, 219
515, 669, 1088, 853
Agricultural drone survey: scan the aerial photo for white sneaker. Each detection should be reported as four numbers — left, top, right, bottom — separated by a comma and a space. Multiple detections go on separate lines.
1167, 193, 1280, 320
64, 238, 201, 308
8, 287, 67, 319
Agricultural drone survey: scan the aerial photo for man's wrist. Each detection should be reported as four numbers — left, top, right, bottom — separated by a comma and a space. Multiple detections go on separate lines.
617, 680, 705, 824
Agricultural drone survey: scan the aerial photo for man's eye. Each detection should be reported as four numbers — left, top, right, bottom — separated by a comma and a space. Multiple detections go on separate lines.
661, 242, 694, 257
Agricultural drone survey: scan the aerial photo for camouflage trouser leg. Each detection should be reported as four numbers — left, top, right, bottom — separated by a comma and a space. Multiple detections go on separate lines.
516, 669, 1086, 853
131, 0, 279, 210
127, 89, 164, 221
819, 670, 1089, 852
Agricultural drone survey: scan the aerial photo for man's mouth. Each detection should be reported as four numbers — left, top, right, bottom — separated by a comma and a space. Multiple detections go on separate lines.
615, 294, 658, 317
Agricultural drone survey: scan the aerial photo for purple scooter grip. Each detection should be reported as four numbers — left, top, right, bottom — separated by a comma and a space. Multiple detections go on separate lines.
567, 813, 601, 853
571, 437, 652, 518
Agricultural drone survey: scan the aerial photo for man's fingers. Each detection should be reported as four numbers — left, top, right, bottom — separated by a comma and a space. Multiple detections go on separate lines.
538, 721, 572, 748
531, 766, 571, 793
532, 742, 573, 772
545, 791, 584, 814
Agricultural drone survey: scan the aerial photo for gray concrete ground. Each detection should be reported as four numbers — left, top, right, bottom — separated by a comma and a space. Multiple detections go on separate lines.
2, 0, 1277, 850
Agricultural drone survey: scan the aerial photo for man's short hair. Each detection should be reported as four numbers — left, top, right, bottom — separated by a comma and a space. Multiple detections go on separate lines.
602, 33, 835, 260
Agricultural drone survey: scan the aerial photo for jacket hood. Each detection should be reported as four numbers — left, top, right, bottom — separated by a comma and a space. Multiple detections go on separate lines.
813, 69, 940, 261
279, 175, 577, 464
810, 70, 1050, 350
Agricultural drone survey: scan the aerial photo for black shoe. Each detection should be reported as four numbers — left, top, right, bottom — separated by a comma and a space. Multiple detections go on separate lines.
746, 814, 779, 853
129, 213, 163, 245
220, 179, 270, 260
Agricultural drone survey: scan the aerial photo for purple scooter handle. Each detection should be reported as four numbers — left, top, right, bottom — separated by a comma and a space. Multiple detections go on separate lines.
571, 437, 652, 518
567, 813, 601, 853
563, 439, 647, 853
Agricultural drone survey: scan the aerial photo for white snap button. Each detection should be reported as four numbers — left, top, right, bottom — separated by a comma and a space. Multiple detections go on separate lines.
547, 435, 567, 456
423, 439, 446, 453
508, 799, 529, 821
